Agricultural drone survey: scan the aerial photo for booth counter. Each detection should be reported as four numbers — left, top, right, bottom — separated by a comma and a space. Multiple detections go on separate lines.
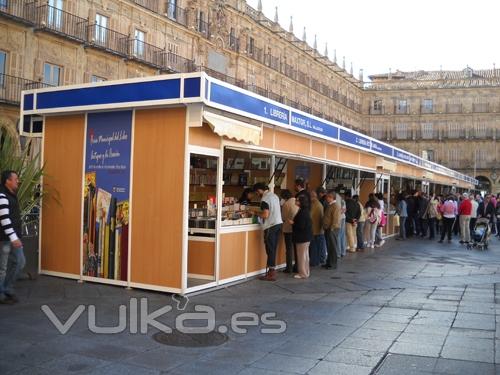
21, 72, 477, 295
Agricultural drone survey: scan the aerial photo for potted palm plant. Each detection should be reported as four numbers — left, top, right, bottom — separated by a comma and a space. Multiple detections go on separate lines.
0, 129, 45, 277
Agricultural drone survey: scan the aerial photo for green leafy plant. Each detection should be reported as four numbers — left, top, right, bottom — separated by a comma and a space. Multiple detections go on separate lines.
0, 129, 44, 220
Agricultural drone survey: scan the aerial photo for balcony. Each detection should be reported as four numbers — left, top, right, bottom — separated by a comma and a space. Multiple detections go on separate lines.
200, 67, 245, 89
228, 35, 240, 53
264, 54, 280, 71
394, 104, 410, 115
247, 46, 264, 65
446, 103, 462, 113
196, 18, 210, 39
473, 102, 489, 113
0, 0, 37, 24
282, 64, 297, 80
128, 39, 164, 68
0, 73, 51, 105
420, 105, 434, 114
471, 128, 496, 140
165, 3, 188, 27
161, 51, 196, 73
132, 0, 159, 13
445, 129, 467, 139
33, 4, 88, 43
89, 24, 129, 57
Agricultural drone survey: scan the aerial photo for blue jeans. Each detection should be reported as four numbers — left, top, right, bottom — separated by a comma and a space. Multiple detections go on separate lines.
338, 218, 347, 256
309, 234, 326, 266
399, 216, 407, 239
0, 241, 25, 297
264, 224, 282, 268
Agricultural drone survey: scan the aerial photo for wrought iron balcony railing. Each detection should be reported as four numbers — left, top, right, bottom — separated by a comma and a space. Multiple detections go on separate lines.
0, 0, 36, 24
128, 39, 164, 68
132, 0, 159, 13
473, 102, 489, 113
161, 51, 196, 73
33, 4, 88, 42
88, 24, 129, 57
165, 3, 188, 27
196, 18, 210, 39
0, 73, 51, 105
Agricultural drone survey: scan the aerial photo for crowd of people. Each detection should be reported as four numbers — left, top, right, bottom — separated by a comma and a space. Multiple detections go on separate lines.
394, 191, 500, 244
253, 178, 389, 282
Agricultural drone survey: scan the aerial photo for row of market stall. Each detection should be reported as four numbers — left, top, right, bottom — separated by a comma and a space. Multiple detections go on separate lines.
21, 72, 477, 294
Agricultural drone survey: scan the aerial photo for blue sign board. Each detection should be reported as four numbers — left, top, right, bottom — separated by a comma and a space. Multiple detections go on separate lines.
339, 129, 371, 150
290, 112, 338, 139
371, 141, 393, 157
210, 83, 290, 125
394, 150, 419, 165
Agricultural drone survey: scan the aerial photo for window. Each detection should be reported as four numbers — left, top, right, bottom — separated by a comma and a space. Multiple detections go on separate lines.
373, 99, 383, 111
0, 51, 5, 87
95, 14, 108, 44
475, 122, 487, 138
43, 63, 61, 86
421, 122, 434, 139
396, 99, 407, 114
91, 75, 106, 83
371, 123, 385, 139
248, 37, 255, 55
167, 0, 177, 20
425, 150, 434, 162
447, 121, 461, 138
448, 149, 460, 162
422, 99, 433, 113
134, 29, 145, 57
197, 11, 207, 34
395, 123, 408, 139
47, 0, 63, 29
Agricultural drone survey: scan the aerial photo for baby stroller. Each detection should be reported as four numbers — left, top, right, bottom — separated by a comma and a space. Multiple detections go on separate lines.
467, 218, 491, 251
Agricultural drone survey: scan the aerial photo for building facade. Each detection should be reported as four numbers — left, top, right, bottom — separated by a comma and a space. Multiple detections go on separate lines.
364, 70, 500, 193
0, 0, 497, 191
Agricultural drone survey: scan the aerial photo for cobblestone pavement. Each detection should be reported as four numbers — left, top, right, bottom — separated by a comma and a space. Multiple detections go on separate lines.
2, 236, 500, 374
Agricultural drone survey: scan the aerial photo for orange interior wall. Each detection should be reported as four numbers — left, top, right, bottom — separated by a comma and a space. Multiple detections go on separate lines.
131, 108, 186, 289
189, 123, 220, 149
41, 114, 85, 275
188, 240, 215, 276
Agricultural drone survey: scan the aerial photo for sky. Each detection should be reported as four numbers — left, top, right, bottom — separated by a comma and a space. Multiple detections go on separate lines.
247, 0, 500, 79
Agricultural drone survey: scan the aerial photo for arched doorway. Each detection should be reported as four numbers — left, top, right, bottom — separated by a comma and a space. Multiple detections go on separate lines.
476, 176, 492, 194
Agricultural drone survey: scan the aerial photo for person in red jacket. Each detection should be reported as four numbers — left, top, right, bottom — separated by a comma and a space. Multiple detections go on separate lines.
458, 193, 472, 244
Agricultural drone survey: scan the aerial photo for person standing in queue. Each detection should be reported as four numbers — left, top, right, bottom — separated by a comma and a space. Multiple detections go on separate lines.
0, 170, 25, 304
280, 189, 298, 273
353, 195, 366, 251
289, 195, 313, 279
253, 183, 283, 281
294, 177, 311, 206
323, 191, 341, 269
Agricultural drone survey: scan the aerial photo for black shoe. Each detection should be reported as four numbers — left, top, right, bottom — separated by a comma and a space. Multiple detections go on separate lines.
5, 294, 18, 304
438, 240, 443, 243
282, 269, 292, 274
448, 239, 452, 243
459, 240, 464, 244
322, 264, 332, 269
292, 267, 298, 273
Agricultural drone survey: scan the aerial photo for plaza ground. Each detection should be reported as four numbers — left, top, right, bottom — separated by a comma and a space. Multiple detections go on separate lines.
2, 236, 500, 374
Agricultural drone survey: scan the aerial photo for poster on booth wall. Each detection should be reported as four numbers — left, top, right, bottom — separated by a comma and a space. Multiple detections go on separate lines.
82, 111, 132, 281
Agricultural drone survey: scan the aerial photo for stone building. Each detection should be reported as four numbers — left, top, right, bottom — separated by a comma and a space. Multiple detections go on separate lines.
0, 0, 497, 191
364, 69, 500, 193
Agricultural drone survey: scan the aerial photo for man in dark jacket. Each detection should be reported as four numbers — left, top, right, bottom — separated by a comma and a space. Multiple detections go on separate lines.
0, 170, 25, 304
344, 191, 361, 252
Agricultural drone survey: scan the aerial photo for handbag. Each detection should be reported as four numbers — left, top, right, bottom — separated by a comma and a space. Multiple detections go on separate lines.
393, 214, 400, 227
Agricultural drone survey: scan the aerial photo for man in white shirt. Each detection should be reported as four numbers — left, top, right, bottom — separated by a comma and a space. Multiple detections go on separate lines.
254, 183, 283, 281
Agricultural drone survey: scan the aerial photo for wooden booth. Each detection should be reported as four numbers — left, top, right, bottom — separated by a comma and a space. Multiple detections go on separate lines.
21, 72, 477, 294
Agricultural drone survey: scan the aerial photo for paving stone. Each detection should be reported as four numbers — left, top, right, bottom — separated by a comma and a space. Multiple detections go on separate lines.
339, 337, 394, 352
250, 353, 318, 374
167, 359, 245, 375
350, 328, 401, 341
434, 358, 497, 374
396, 332, 447, 346
324, 347, 385, 367
441, 345, 494, 363
121, 349, 193, 371
85, 363, 161, 375
389, 341, 442, 357
308, 361, 373, 375
375, 353, 437, 373
271, 341, 332, 360
39, 353, 112, 373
